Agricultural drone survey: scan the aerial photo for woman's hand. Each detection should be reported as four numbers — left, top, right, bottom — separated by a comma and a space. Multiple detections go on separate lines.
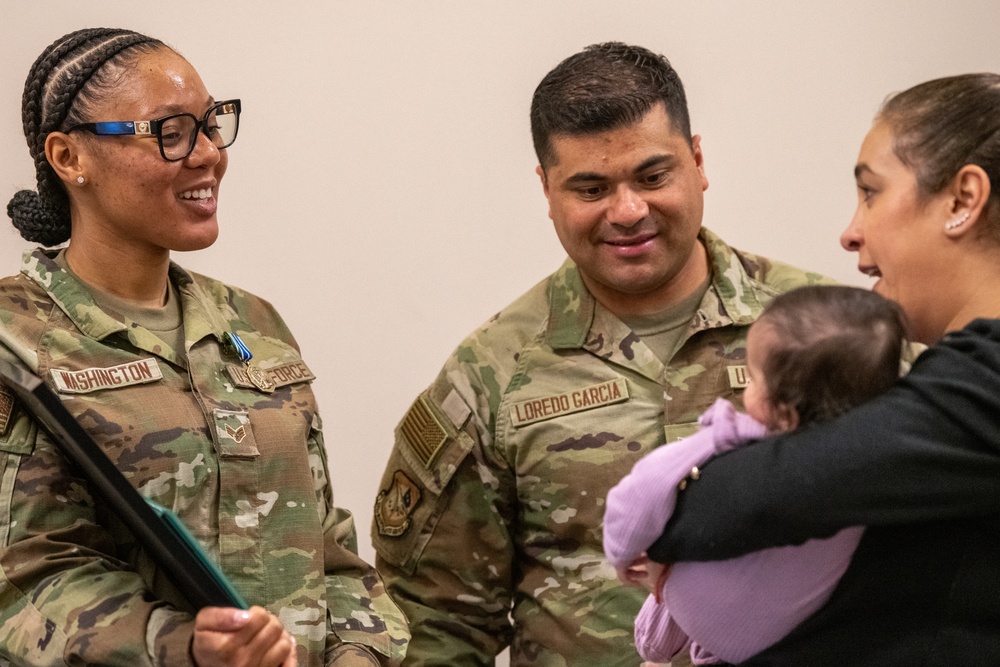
193, 606, 297, 667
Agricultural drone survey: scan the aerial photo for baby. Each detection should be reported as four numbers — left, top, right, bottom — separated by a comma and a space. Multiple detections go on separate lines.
603, 285, 908, 665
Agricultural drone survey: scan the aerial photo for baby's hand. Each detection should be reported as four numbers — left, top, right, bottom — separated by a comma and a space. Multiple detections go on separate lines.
616, 555, 651, 587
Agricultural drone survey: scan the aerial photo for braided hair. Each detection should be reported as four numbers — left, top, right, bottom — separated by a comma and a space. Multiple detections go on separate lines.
7, 28, 165, 246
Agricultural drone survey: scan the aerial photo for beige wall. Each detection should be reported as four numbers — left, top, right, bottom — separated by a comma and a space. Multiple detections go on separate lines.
3, 1, 1000, 575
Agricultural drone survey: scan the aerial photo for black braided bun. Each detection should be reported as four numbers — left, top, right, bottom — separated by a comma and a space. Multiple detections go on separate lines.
8, 28, 163, 246
7, 190, 67, 247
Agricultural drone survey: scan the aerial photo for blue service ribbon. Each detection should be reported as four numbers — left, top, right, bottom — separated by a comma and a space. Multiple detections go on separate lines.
224, 332, 253, 364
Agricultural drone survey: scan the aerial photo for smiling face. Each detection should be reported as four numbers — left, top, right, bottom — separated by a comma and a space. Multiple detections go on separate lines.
842, 121, 956, 343
538, 103, 710, 316
67, 47, 228, 259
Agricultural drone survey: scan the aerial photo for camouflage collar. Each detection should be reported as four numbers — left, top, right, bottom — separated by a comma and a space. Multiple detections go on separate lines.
171, 266, 233, 349
21, 249, 128, 341
545, 228, 767, 350
20, 249, 227, 362
697, 227, 768, 329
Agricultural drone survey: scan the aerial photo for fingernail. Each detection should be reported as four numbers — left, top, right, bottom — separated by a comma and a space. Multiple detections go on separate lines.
234, 610, 251, 624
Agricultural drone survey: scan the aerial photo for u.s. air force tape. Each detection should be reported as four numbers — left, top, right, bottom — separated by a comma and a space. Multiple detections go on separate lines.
226, 360, 316, 391
727, 365, 750, 389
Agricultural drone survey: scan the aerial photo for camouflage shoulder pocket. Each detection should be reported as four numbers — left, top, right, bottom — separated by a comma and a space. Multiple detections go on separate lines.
372, 390, 475, 572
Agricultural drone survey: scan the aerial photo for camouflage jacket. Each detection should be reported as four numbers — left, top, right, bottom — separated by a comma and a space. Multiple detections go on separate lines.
0, 249, 408, 666
371, 229, 828, 666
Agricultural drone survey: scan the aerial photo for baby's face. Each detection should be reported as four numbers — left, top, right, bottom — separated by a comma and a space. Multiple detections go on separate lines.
743, 323, 782, 430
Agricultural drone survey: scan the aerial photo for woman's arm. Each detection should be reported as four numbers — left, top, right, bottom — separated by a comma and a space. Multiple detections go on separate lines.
0, 425, 196, 666
309, 416, 409, 666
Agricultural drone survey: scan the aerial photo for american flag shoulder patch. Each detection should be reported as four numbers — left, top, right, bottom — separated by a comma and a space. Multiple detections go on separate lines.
401, 396, 449, 468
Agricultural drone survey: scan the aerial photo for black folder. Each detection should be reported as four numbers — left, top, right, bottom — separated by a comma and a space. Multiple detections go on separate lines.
0, 356, 247, 610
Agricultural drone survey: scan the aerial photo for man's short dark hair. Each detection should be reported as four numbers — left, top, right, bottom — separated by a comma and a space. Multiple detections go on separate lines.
530, 42, 692, 169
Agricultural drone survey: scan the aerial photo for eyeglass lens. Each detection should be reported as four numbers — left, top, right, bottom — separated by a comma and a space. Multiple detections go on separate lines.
161, 103, 239, 160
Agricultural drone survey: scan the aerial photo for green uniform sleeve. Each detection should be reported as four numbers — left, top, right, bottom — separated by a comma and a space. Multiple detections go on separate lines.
373, 375, 517, 666
310, 415, 409, 665
0, 409, 195, 666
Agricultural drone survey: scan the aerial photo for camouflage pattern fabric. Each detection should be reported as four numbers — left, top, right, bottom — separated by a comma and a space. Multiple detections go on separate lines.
372, 228, 829, 666
0, 249, 408, 666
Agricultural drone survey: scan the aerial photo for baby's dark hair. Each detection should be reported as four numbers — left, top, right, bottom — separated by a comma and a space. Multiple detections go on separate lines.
756, 285, 907, 426
7, 28, 165, 246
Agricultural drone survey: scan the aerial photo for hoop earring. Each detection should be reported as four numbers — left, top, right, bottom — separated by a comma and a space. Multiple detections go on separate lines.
945, 212, 969, 230
76, 176, 85, 185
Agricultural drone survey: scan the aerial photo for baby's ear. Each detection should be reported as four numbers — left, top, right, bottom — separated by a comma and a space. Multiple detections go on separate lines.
774, 403, 800, 432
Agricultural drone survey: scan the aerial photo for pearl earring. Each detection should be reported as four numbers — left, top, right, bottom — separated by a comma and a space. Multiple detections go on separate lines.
945, 212, 969, 230
76, 176, 85, 185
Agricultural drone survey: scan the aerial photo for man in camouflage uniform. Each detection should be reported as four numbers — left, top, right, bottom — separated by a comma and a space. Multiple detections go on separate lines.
0, 249, 409, 666
372, 42, 827, 666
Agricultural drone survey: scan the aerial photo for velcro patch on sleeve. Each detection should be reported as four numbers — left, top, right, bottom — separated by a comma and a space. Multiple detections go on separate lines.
400, 396, 448, 468
374, 470, 423, 537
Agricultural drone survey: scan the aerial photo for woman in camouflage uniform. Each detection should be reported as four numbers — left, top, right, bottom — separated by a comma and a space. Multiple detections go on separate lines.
0, 28, 407, 667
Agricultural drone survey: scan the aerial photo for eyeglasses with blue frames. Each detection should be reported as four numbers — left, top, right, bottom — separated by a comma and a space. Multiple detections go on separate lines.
66, 99, 241, 162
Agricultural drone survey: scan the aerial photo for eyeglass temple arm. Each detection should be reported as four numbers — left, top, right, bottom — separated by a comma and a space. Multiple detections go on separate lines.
88, 121, 153, 136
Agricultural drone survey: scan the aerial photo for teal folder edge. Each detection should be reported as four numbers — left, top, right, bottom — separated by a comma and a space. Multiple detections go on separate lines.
146, 499, 249, 609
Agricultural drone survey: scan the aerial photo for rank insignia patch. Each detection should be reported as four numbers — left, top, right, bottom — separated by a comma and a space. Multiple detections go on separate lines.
374, 470, 422, 537
225, 424, 248, 443
213, 409, 260, 457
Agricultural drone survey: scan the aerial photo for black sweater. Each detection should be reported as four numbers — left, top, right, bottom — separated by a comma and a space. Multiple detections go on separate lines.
649, 319, 1000, 666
